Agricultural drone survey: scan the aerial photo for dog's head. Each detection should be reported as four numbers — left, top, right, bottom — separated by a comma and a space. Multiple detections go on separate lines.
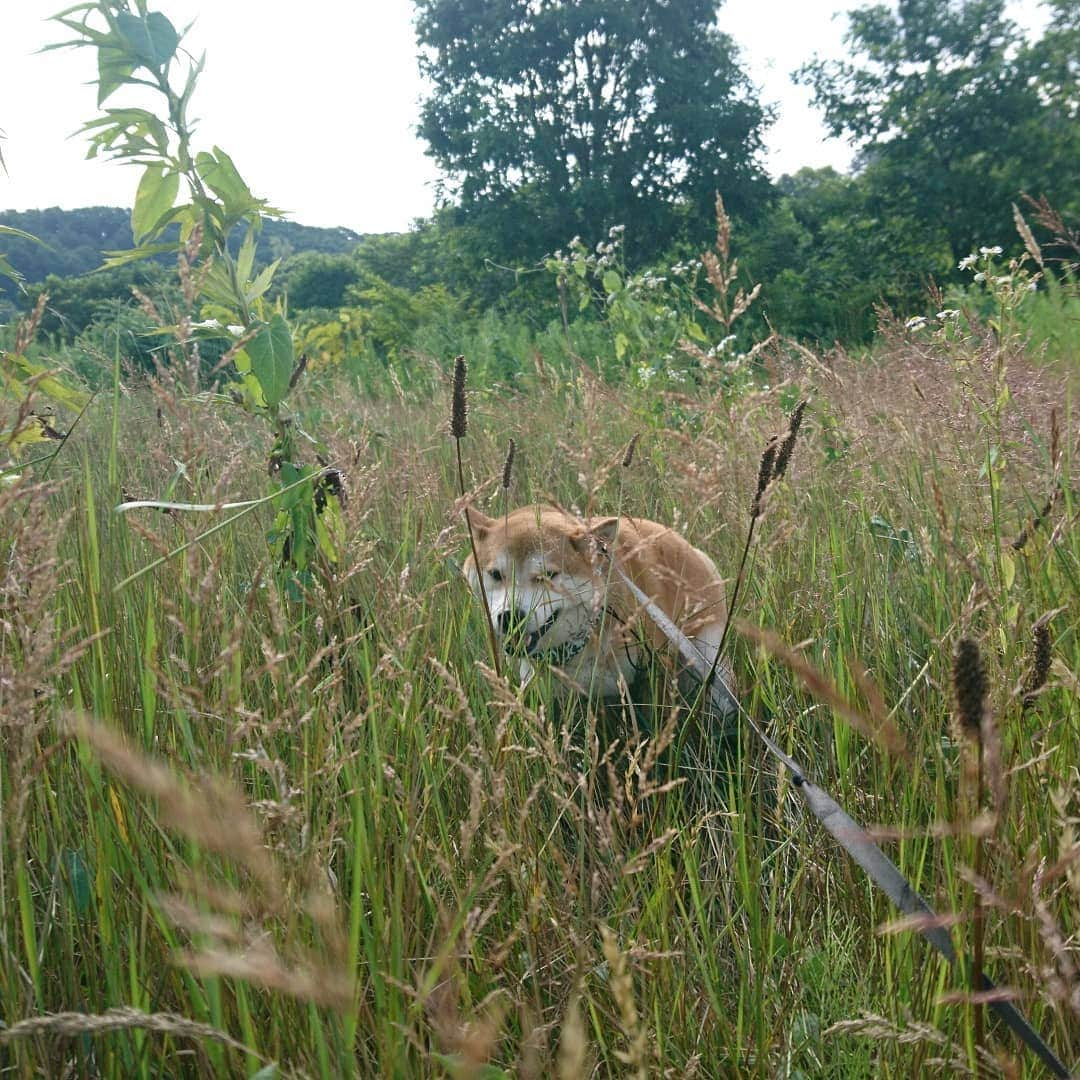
462, 505, 619, 661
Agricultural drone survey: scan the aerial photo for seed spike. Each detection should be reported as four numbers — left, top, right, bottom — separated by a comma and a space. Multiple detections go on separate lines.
1022, 622, 1052, 710
752, 436, 779, 519
953, 637, 988, 743
501, 438, 516, 491
772, 398, 808, 482
450, 355, 468, 439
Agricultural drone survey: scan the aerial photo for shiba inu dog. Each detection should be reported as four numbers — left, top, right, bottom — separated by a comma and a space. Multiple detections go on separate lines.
464, 504, 734, 712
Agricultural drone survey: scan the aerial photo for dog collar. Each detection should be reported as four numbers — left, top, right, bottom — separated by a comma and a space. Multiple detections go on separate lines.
529, 603, 625, 667
534, 632, 591, 667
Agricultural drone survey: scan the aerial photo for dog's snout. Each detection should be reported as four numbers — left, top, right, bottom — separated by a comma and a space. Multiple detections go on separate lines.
497, 608, 526, 637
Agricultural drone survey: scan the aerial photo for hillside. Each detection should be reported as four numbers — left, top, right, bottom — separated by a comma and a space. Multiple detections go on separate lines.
0, 205, 364, 305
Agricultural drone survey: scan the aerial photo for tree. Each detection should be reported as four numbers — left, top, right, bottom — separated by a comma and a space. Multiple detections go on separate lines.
743, 167, 949, 343
415, 0, 772, 266
797, 0, 1080, 262
277, 252, 362, 311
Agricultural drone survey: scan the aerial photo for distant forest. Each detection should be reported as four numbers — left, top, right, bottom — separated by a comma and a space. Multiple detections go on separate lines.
0, 206, 361, 304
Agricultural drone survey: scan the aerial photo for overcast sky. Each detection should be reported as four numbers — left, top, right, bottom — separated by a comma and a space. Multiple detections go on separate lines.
1, 0, 1050, 235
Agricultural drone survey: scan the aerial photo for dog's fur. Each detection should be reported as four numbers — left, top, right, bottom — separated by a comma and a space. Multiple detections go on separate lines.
464, 505, 733, 710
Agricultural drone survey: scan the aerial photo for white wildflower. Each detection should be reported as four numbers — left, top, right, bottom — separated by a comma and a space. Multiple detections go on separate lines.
905, 316, 928, 330
936, 309, 959, 319
958, 254, 978, 271
609, 224, 625, 237
979, 245, 1003, 256
973, 272, 986, 283
227, 324, 245, 335
191, 318, 223, 330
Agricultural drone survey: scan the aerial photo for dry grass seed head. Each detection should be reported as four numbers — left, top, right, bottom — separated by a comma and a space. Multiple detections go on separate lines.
68, 715, 284, 910
599, 925, 649, 1078
0, 1006, 260, 1060
12, 292, 48, 356
557, 991, 589, 1080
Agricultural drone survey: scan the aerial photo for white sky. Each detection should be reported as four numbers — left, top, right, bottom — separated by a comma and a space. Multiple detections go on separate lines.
1, 0, 1050, 235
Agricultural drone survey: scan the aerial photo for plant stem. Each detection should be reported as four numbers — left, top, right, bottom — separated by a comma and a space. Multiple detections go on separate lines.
456, 437, 501, 677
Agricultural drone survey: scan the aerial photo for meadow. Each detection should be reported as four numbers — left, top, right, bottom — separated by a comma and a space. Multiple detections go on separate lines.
1, 240, 1078, 1079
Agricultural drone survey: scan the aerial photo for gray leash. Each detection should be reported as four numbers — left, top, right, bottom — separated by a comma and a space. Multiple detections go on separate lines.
608, 559, 1074, 1079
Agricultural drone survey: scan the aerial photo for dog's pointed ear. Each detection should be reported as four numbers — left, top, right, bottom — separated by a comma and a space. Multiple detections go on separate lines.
588, 516, 621, 549
463, 505, 497, 541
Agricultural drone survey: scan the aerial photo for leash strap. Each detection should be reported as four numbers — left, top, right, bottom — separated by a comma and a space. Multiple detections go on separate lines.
607, 558, 1074, 1079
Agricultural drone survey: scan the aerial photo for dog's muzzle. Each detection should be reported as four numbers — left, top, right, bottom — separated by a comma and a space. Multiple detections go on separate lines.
498, 607, 562, 657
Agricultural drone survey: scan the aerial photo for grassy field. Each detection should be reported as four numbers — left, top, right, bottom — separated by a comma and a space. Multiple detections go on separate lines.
1, 299, 1078, 1077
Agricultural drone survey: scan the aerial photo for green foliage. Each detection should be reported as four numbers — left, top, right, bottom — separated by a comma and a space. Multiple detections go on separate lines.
0, 231, 93, 463
49, 0, 343, 582
277, 252, 362, 311
33, 261, 172, 339
798, 0, 1080, 265
741, 167, 951, 343
415, 0, 772, 267
0, 207, 134, 312
0, 207, 362, 318
0, 223, 41, 296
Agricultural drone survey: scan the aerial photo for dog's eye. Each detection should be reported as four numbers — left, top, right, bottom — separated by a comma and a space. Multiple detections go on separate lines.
487, 568, 503, 583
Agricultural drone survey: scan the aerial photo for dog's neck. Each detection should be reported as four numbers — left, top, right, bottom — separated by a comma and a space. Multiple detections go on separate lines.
531, 604, 625, 667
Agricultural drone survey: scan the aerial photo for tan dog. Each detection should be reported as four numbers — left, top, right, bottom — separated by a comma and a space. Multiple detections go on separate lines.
464, 505, 734, 713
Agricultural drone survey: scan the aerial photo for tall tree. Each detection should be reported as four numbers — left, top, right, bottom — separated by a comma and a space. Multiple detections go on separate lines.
797, 0, 1080, 262
414, 0, 772, 265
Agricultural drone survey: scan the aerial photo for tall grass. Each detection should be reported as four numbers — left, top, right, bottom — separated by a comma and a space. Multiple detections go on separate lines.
1, 297, 1077, 1077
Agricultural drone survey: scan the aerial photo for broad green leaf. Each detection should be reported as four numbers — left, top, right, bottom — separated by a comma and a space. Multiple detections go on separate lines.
246, 258, 280, 304
236, 229, 257, 285
2, 353, 91, 412
246, 315, 294, 407
2, 416, 59, 456
315, 503, 343, 563
116, 10, 179, 71
1001, 550, 1015, 591
97, 44, 134, 106
577, 290, 591, 312
614, 331, 629, 359
196, 147, 255, 216
602, 269, 622, 294
685, 320, 707, 342
572, 258, 587, 278
99, 241, 178, 270
132, 163, 178, 244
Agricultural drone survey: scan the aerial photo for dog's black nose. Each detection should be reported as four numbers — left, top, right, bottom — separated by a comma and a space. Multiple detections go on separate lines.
497, 608, 525, 637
